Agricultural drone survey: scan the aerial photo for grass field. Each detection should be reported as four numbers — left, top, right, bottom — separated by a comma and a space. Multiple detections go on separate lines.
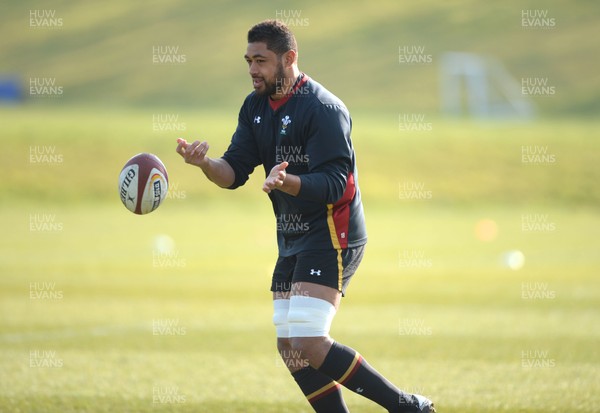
1, 107, 599, 412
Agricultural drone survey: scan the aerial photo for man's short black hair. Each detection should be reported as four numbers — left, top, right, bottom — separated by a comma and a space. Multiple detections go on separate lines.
247, 20, 297, 56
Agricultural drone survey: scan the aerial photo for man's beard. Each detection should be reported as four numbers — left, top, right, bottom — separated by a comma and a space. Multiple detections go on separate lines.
255, 62, 285, 97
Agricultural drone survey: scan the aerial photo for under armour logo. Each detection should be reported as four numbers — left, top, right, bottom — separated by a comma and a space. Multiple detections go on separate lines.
254, 116, 261, 124
309, 269, 321, 276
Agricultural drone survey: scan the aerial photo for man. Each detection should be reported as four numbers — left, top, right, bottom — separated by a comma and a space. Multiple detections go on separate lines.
176, 20, 435, 413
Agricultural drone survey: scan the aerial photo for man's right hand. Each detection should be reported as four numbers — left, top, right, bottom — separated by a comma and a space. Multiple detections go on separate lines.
176, 138, 210, 168
175, 138, 236, 188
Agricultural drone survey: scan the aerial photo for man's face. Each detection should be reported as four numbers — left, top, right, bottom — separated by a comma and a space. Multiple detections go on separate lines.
245, 42, 285, 97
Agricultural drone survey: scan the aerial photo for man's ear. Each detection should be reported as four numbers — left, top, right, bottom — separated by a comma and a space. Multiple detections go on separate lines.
283, 49, 297, 67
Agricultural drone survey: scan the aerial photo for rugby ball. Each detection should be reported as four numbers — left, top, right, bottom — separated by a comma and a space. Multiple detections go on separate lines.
118, 153, 168, 215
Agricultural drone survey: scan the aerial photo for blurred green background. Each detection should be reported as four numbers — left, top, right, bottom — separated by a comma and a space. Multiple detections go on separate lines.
1, 1, 599, 412
1, 0, 598, 114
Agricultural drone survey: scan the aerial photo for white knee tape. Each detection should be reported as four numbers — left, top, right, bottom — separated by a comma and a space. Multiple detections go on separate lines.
287, 296, 337, 338
273, 299, 290, 338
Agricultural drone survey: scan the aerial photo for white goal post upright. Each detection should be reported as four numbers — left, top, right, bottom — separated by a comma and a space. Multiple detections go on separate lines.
440, 52, 535, 119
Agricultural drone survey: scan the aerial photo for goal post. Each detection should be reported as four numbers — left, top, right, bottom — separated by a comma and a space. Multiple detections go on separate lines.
440, 52, 535, 119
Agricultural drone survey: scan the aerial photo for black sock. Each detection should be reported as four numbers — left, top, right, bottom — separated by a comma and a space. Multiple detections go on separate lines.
318, 341, 419, 413
292, 366, 349, 413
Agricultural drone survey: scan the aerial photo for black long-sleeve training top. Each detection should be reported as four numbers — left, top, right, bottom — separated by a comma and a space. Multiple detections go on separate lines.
222, 73, 367, 256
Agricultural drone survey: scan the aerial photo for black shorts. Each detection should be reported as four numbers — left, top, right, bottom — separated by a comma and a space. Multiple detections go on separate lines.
270, 245, 365, 296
